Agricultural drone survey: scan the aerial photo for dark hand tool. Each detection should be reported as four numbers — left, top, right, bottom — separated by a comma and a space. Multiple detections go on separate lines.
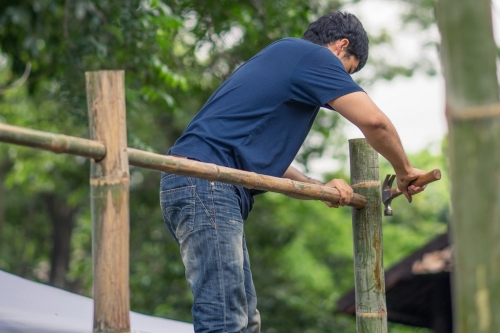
382, 169, 441, 216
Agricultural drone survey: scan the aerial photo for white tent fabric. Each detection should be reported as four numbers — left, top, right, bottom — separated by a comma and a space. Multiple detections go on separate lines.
0, 270, 194, 333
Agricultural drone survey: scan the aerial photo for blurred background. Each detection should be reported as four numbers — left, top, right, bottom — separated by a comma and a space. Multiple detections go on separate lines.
2, 0, 493, 332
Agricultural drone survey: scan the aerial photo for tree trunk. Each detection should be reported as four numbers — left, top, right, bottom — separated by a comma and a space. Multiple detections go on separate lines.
44, 194, 77, 289
436, 1, 500, 332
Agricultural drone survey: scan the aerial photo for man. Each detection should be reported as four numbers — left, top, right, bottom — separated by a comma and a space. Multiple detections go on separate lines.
160, 11, 425, 333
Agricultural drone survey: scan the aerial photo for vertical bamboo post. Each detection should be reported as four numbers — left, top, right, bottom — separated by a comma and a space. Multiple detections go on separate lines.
86, 70, 130, 333
436, 1, 500, 332
349, 138, 387, 333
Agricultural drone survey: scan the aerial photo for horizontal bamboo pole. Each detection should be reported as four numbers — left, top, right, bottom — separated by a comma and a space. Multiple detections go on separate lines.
128, 148, 366, 208
0, 122, 106, 159
0, 122, 367, 209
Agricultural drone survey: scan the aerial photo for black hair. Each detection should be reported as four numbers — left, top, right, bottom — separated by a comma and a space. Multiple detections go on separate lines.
302, 11, 369, 73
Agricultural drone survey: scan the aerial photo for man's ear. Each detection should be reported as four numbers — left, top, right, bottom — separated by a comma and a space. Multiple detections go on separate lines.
339, 38, 350, 52
327, 39, 350, 57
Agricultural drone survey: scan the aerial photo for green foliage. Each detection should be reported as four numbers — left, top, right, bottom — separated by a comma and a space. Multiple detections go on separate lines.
400, 0, 436, 29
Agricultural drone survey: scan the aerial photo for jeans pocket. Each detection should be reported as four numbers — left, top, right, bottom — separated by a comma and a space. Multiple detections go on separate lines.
160, 186, 196, 242
212, 188, 242, 226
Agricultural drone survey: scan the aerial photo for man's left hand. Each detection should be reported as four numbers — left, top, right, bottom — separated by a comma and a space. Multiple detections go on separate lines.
322, 178, 353, 208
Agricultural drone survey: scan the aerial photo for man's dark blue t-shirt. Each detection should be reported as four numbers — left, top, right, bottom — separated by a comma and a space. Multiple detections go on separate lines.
169, 37, 363, 219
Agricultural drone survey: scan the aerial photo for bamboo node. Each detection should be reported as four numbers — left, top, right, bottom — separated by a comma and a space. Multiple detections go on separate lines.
356, 310, 387, 318
90, 177, 129, 186
448, 103, 500, 121
51, 136, 70, 153
351, 181, 380, 188
255, 173, 264, 190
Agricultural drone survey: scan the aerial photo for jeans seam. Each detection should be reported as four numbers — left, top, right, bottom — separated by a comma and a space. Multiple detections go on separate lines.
211, 184, 227, 332
186, 177, 216, 227
159, 185, 195, 196
209, 182, 217, 229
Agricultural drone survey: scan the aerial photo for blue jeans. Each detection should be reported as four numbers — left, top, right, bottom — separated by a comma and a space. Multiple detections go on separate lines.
160, 174, 261, 333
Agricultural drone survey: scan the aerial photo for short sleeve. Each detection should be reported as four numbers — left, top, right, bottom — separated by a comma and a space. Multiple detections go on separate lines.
290, 47, 364, 106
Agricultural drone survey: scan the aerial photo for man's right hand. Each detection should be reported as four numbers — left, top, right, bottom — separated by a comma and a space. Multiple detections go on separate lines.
330, 93, 429, 204
396, 167, 427, 203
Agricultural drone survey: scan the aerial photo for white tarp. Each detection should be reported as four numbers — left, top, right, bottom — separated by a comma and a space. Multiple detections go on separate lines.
0, 270, 194, 333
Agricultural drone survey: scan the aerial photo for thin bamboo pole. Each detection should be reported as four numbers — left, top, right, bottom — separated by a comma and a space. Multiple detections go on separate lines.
127, 148, 366, 208
86, 70, 130, 333
349, 138, 387, 333
0, 122, 106, 158
436, 1, 500, 332
0, 123, 367, 209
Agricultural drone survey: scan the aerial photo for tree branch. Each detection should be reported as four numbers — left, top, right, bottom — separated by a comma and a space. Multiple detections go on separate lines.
0, 63, 31, 95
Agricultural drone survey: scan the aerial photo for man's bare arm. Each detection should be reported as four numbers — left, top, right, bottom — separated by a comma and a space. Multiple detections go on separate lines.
282, 166, 324, 185
282, 166, 353, 207
329, 91, 425, 202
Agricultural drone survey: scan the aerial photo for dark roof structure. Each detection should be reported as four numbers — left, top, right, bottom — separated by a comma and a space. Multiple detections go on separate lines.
336, 233, 453, 333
